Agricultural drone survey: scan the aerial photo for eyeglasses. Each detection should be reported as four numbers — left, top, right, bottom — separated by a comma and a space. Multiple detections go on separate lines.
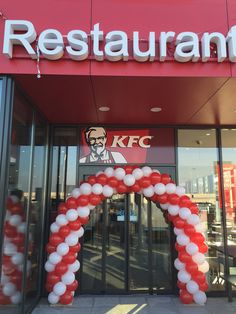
88, 136, 106, 145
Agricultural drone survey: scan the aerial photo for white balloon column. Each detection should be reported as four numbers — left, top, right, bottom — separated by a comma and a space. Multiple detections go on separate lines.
45, 166, 209, 305
0, 196, 31, 305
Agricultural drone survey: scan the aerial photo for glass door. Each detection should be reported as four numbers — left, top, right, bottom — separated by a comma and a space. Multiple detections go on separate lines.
79, 166, 175, 294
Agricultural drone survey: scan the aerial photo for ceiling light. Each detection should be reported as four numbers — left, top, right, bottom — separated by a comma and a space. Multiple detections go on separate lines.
150, 107, 162, 112
99, 106, 110, 112
206, 133, 211, 136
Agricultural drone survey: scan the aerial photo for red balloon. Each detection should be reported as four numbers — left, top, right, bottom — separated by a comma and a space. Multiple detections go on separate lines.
184, 224, 196, 236
78, 216, 89, 225
89, 194, 101, 206
161, 173, 171, 184
58, 202, 68, 214
167, 213, 174, 222
62, 252, 76, 264
173, 217, 185, 229
69, 243, 81, 253
77, 195, 89, 207
189, 203, 199, 214
117, 183, 128, 194
198, 242, 208, 254
179, 196, 192, 207
191, 232, 205, 245
49, 233, 63, 246
67, 279, 78, 291
138, 177, 151, 188
88, 175, 97, 185
47, 273, 60, 285
66, 197, 78, 209
175, 243, 185, 252
69, 219, 82, 231
107, 177, 119, 188
180, 290, 193, 304
178, 251, 192, 264
9, 203, 23, 215
10, 272, 22, 285
46, 243, 56, 254
177, 280, 186, 290
131, 183, 141, 193
96, 174, 107, 185
192, 271, 206, 284
124, 165, 134, 174
12, 234, 24, 246
55, 262, 68, 275
0, 293, 10, 305
45, 282, 54, 292
4, 223, 17, 238
59, 225, 71, 237
185, 261, 198, 275
60, 291, 73, 305
157, 193, 168, 204
168, 194, 180, 205
198, 281, 208, 292
150, 172, 161, 185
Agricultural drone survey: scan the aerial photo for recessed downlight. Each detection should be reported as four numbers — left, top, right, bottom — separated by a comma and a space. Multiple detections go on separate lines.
150, 107, 162, 112
206, 133, 211, 136
99, 106, 110, 112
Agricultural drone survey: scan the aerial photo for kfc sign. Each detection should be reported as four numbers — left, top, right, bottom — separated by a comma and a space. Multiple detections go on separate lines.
3, 20, 236, 63
79, 127, 175, 164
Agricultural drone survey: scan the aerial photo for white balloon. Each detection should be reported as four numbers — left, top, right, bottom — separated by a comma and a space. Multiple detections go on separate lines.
71, 188, 81, 199
177, 270, 191, 283
3, 282, 16, 296
10, 291, 21, 304
95, 171, 103, 177
142, 166, 152, 177
4, 243, 17, 256
5, 210, 11, 221
179, 207, 191, 220
68, 260, 80, 272
0, 274, 9, 285
123, 174, 135, 187
174, 258, 185, 270
186, 242, 199, 256
9, 195, 19, 204
114, 168, 126, 180
154, 183, 166, 195
174, 227, 184, 236
92, 183, 103, 195
11, 253, 24, 265
186, 280, 199, 294
198, 261, 209, 273
56, 214, 68, 226
192, 253, 205, 265
77, 206, 90, 217
53, 282, 66, 296
103, 185, 114, 197
195, 223, 205, 233
177, 234, 190, 246
160, 203, 169, 210
17, 222, 26, 234
193, 291, 207, 305
9, 215, 22, 227
48, 292, 60, 304
56, 243, 69, 256
143, 186, 154, 198
73, 227, 84, 238
80, 183, 92, 195
132, 168, 143, 180
65, 234, 78, 246
89, 205, 96, 210
165, 183, 176, 194
61, 271, 75, 285
50, 222, 60, 233
168, 205, 180, 216
187, 214, 200, 226
104, 167, 114, 177
66, 209, 79, 222
176, 186, 186, 196
49, 252, 62, 265
45, 261, 55, 272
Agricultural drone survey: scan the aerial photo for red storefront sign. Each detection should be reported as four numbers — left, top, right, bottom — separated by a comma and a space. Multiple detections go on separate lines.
79, 127, 175, 164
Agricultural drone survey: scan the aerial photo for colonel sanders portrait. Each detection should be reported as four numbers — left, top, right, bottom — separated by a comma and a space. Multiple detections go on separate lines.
79, 126, 127, 164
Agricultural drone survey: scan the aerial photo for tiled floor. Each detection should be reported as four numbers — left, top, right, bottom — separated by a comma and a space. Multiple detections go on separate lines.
32, 295, 236, 314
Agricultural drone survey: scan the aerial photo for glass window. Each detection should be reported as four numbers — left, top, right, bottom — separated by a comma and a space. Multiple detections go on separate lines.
221, 129, 236, 283
178, 129, 225, 292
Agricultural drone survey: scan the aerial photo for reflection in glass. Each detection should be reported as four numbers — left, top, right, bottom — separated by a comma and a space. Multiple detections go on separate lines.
178, 129, 225, 292
221, 129, 236, 288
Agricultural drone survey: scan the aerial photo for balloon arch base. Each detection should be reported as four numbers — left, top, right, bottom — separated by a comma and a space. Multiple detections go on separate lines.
44, 166, 209, 306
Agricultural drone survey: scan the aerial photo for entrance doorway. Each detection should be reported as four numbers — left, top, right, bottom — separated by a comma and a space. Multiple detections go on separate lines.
78, 166, 176, 294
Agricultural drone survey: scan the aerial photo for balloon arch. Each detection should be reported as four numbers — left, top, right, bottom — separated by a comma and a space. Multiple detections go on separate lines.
45, 166, 209, 306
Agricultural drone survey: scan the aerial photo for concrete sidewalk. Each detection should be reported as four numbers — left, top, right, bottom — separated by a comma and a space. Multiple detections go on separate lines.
33, 295, 236, 314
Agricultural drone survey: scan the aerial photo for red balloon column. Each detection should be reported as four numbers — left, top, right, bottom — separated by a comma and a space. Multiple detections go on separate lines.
0, 196, 31, 305
45, 166, 208, 305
